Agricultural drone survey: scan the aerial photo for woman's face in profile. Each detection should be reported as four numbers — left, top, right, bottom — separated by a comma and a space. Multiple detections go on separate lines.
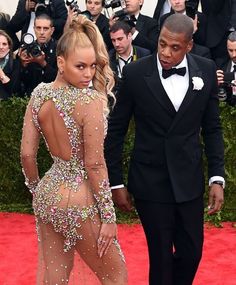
61, 46, 97, 89
0, 35, 10, 59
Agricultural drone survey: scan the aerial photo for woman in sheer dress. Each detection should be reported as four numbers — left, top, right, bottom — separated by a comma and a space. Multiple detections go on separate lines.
20, 15, 128, 285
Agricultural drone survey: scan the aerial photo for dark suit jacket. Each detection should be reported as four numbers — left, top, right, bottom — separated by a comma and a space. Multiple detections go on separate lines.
132, 14, 159, 52
96, 13, 113, 51
190, 43, 212, 59
201, 0, 231, 48
8, 0, 67, 42
105, 53, 224, 203
153, 0, 168, 22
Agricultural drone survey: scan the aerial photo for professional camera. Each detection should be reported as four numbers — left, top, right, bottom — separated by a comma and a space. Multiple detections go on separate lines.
104, 0, 129, 21
66, 0, 93, 20
21, 33, 42, 57
218, 72, 236, 107
185, 0, 198, 19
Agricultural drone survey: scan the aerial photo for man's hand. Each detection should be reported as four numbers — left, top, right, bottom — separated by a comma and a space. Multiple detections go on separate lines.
19, 48, 32, 67
216, 69, 224, 85
208, 184, 224, 214
112, 187, 133, 212
30, 52, 47, 67
25, 0, 36, 12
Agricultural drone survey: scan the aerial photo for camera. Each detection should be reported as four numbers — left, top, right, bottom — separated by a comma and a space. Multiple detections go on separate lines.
21, 33, 42, 57
104, 0, 129, 21
66, 0, 93, 20
185, 0, 198, 19
218, 72, 236, 107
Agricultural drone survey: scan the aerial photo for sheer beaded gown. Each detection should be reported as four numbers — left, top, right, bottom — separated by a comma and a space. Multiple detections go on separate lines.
21, 82, 127, 285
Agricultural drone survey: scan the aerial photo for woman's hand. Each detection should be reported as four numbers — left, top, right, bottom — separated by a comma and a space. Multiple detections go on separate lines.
97, 223, 117, 258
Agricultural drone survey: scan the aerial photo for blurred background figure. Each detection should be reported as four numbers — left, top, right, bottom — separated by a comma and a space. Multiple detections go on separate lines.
109, 0, 159, 53
7, 0, 67, 49
216, 31, 236, 107
153, 0, 171, 23
0, 30, 18, 100
109, 20, 150, 93
85, 0, 113, 50
16, 14, 57, 96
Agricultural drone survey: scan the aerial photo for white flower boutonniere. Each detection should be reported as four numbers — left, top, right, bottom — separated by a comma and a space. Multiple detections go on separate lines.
192, 77, 204, 91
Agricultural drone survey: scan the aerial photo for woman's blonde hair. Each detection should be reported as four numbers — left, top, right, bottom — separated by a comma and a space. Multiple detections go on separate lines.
56, 15, 115, 112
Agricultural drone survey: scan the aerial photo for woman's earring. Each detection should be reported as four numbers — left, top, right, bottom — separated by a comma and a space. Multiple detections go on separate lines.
59, 69, 64, 75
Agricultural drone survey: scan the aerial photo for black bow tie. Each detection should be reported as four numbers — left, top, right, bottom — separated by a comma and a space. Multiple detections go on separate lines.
162, 67, 186, 79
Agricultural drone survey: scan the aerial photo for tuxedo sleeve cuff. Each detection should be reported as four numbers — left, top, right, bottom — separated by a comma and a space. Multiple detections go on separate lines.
209, 176, 225, 188
111, 184, 125, 190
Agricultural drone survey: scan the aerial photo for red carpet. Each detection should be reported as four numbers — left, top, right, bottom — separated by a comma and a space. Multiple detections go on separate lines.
0, 212, 235, 285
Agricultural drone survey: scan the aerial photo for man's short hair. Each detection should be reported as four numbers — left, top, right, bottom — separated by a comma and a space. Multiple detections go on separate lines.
34, 13, 54, 27
109, 20, 132, 36
162, 14, 193, 42
228, 31, 236, 42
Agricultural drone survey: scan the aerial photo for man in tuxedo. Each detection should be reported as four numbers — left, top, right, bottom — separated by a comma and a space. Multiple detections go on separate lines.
153, 0, 171, 23
201, 0, 233, 66
216, 31, 236, 106
109, 0, 159, 52
109, 20, 150, 93
105, 14, 225, 285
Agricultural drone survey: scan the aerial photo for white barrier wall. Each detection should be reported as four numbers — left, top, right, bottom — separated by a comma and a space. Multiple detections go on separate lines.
1, 0, 158, 17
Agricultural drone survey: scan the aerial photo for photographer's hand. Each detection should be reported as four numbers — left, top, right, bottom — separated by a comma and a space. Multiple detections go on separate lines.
25, 0, 36, 12
109, 15, 119, 28
19, 48, 32, 67
30, 52, 47, 67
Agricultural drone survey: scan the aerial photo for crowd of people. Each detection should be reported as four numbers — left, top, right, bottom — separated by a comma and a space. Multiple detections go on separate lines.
0, 0, 235, 103
1, 0, 232, 284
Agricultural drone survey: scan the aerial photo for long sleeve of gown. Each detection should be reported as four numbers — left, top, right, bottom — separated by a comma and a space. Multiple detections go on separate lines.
76, 96, 116, 224
21, 98, 40, 193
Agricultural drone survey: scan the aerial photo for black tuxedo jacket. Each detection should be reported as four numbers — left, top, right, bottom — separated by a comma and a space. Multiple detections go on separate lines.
201, 0, 231, 48
132, 14, 159, 52
105, 53, 224, 203
191, 43, 211, 59
153, 0, 168, 22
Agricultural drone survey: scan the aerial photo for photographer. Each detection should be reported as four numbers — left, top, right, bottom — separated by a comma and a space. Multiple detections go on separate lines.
16, 14, 57, 96
7, 0, 67, 45
216, 31, 236, 107
109, 0, 159, 53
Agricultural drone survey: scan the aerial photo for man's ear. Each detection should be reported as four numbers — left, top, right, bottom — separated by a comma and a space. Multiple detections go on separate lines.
187, 39, 193, 53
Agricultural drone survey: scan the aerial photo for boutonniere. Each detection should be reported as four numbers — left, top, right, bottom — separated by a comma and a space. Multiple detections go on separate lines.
192, 77, 204, 91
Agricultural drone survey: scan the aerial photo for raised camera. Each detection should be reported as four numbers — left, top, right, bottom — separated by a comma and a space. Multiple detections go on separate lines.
185, 0, 198, 19
66, 0, 93, 20
21, 33, 42, 57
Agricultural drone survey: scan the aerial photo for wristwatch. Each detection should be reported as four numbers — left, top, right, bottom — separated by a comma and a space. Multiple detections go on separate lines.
211, 181, 224, 188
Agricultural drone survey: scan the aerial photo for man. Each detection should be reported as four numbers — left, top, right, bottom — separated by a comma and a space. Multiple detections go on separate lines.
7, 0, 67, 44
105, 14, 225, 285
85, 0, 113, 50
216, 31, 236, 106
109, 20, 150, 92
201, 0, 232, 66
110, 0, 159, 52
17, 13, 57, 95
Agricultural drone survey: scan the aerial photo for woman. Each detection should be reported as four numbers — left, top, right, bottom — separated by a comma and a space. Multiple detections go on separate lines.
0, 30, 17, 100
21, 15, 127, 284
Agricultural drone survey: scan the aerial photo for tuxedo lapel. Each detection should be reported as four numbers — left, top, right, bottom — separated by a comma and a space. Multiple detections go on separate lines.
144, 54, 176, 115
168, 54, 203, 133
